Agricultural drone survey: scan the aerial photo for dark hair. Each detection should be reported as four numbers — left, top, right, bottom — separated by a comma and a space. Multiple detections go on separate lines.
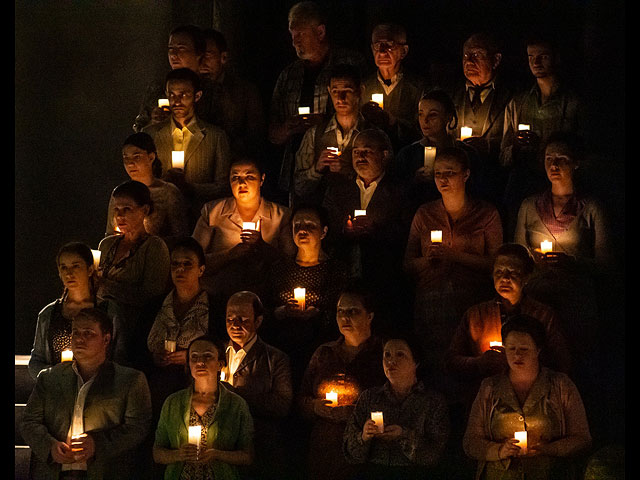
112, 180, 154, 215
525, 32, 559, 54
339, 280, 377, 314
435, 146, 471, 171
74, 307, 114, 339
501, 314, 546, 350
169, 24, 206, 56
464, 32, 501, 56
291, 202, 330, 228
544, 131, 586, 163
186, 334, 228, 375
494, 243, 535, 276
288, 1, 327, 27
171, 236, 206, 266
227, 291, 265, 320
382, 334, 426, 380
229, 156, 265, 176
165, 67, 202, 94
372, 23, 408, 44
420, 89, 459, 131
202, 28, 228, 53
56, 242, 98, 299
329, 63, 362, 89
123, 132, 162, 178
354, 128, 394, 159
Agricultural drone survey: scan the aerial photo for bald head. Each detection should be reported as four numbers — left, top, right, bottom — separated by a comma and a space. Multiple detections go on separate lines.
226, 291, 264, 348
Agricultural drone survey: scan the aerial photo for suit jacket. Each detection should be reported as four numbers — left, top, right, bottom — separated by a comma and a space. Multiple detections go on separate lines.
20, 361, 152, 480
143, 116, 232, 204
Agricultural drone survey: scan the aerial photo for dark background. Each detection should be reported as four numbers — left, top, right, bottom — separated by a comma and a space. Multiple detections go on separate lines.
15, 0, 624, 446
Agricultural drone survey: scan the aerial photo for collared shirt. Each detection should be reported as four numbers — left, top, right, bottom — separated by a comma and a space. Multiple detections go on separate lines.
377, 70, 403, 96
465, 79, 496, 105
171, 115, 198, 152
226, 334, 258, 385
355, 172, 385, 209
62, 362, 98, 472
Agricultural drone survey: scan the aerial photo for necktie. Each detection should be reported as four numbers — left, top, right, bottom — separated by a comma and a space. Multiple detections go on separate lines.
382, 78, 392, 86
470, 86, 485, 115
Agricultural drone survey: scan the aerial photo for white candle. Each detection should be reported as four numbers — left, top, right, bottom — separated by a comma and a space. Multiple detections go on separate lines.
188, 426, 202, 448
354, 210, 367, 217
371, 93, 384, 109
460, 126, 473, 140
242, 221, 257, 231
298, 106, 310, 115
327, 146, 340, 156
514, 431, 527, 453
294, 287, 306, 311
164, 339, 177, 353
158, 98, 170, 108
91, 249, 101, 270
424, 146, 436, 169
430, 230, 442, 243
489, 341, 503, 348
325, 390, 338, 407
518, 124, 530, 131
371, 411, 384, 433
220, 371, 226, 381
61, 349, 73, 362
172, 151, 185, 169
540, 240, 553, 254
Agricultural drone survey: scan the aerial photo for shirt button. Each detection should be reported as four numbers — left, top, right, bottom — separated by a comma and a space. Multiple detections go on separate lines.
518, 415, 524, 421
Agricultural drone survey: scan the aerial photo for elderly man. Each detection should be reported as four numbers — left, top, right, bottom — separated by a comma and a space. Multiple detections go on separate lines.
269, 1, 365, 199
362, 23, 425, 152
293, 63, 375, 204
222, 291, 293, 479
20, 308, 152, 479
143, 67, 231, 227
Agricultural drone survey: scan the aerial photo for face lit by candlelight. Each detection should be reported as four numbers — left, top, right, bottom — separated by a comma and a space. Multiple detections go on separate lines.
166, 79, 201, 122
122, 144, 155, 182
288, 20, 326, 61
434, 156, 470, 195
462, 36, 501, 86
383, 339, 418, 385
544, 142, 577, 185
112, 194, 149, 236
292, 209, 327, 252
188, 339, 223, 379
493, 255, 527, 306
352, 135, 388, 184
418, 98, 451, 140
200, 38, 227, 80
371, 28, 408, 73
71, 316, 111, 364
527, 43, 556, 79
58, 252, 93, 292
504, 331, 540, 372
229, 162, 264, 204
171, 248, 204, 290
336, 293, 373, 339
167, 32, 201, 71
226, 294, 262, 348
328, 77, 362, 116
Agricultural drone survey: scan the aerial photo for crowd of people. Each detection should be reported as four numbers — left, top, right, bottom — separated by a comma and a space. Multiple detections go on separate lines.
20, 2, 624, 479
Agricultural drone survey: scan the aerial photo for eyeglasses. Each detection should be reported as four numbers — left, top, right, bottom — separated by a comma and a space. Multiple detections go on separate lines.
372, 40, 405, 52
463, 51, 489, 62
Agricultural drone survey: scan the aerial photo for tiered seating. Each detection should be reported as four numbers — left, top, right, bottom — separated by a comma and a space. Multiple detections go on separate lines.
15, 355, 34, 480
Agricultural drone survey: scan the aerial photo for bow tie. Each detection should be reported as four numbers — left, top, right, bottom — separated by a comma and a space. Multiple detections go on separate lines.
382, 78, 392, 86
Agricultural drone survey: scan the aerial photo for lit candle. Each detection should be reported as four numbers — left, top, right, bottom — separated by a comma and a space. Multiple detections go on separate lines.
518, 124, 530, 131
430, 230, 442, 243
371, 93, 384, 109
540, 240, 553, 254
220, 371, 226, 381
242, 222, 257, 231
327, 146, 340, 156
460, 126, 473, 140
91, 249, 101, 270
514, 431, 527, 453
188, 426, 202, 449
294, 287, 306, 311
298, 106, 310, 115
61, 350, 73, 362
371, 411, 384, 433
70, 433, 87, 453
424, 146, 436, 169
325, 390, 338, 407
164, 339, 177, 353
158, 98, 170, 108
114, 225, 121, 233
354, 210, 367, 217
172, 151, 185, 169
489, 341, 503, 349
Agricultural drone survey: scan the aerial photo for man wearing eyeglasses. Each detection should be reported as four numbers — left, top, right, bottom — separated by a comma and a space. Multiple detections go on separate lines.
143, 67, 232, 228
362, 23, 425, 152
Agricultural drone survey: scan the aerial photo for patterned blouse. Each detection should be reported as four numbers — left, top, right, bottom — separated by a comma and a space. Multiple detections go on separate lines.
181, 401, 217, 480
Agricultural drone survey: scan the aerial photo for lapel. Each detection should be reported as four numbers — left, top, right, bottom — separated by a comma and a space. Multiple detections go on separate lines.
235, 337, 265, 374
155, 122, 174, 172
83, 361, 115, 411
482, 79, 511, 136
185, 119, 206, 167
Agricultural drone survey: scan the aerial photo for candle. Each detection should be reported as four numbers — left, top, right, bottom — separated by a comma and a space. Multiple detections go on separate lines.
158, 98, 170, 108
294, 287, 306, 311
460, 126, 473, 140
430, 230, 442, 243
325, 390, 338, 406
171, 150, 185, 169
540, 240, 553, 254
327, 146, 340, 156
114, 225, 121, 233
220, 371, 226, 381
518, 124, 530, 131
242, 222, 257, 231
61, 349, 73, 362
188, 426, 202, 449
354, 210, 367, 217
371, 93, 384, 109
70, 433, 87, 453
489, 341, 503, 349
514, 431, 527, 453
164, 339, 177, 353
91, 249, 101, 270
298, 106, 310, 115
371, 411, 384, 433
424, 146, 436, 169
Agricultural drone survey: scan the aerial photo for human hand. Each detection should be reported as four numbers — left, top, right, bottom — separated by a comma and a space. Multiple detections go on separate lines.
498, 438, 522, 459
70, 434, 95, 462
463, 135, 488, 154
315, 148, 341, 173
153, 351, 172, 367
193, 447, 217, 464
515, 130, 540, 149
50, 440, 76, 464
163, 168, 187, 187
362, 419, 380, 442
349, 215, 372, 235
166, 349, 188, 365
240, 228, 263, 247
414, 166, 433, 182
478, 349, 507, 375
361, 102, 389, 129
151, 106, 170, 124
377, 424, 404, 441
177, 443, 199, 463
526, 443, 555, 457
312, 398, 335, 420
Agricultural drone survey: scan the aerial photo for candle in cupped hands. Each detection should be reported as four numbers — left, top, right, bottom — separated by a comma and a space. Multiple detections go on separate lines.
164, 339, 177, 353
371, 411, 384, 433
424, 146, 436, 169
325, 391, 338, 407
514, 431, 527, 453
298, 106, 310, 115
540, 240, 553, 254
242, 222, 257, 231
91, 249, 101, 270
354, 210, 367, 217
518, 124, 530, 131
188, 426, 202, 448
371, 94, 384, 109
460, 126, 473, 140
61, 349, 73, 362
171, 151, 185, 169
430, 230, 442, 243
294, 287, 306, 311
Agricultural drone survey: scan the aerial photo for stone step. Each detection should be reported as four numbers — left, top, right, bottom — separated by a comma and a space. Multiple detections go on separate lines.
16, 403, 27, 445
15, 356, 35, 404
15, 446, 31, 480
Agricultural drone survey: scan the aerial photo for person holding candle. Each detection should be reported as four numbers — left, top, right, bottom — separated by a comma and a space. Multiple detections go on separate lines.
403, 146, 503, 383
21, 308, 153, 479
192, 156, 295, 302
105, 132, 189, 245
28, 242, 121, 380
463, 314, 592, 479
153, 334, 254, 480
97, 180, 171, 365
343, 335, 449, 479
299, 282, 386, 480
